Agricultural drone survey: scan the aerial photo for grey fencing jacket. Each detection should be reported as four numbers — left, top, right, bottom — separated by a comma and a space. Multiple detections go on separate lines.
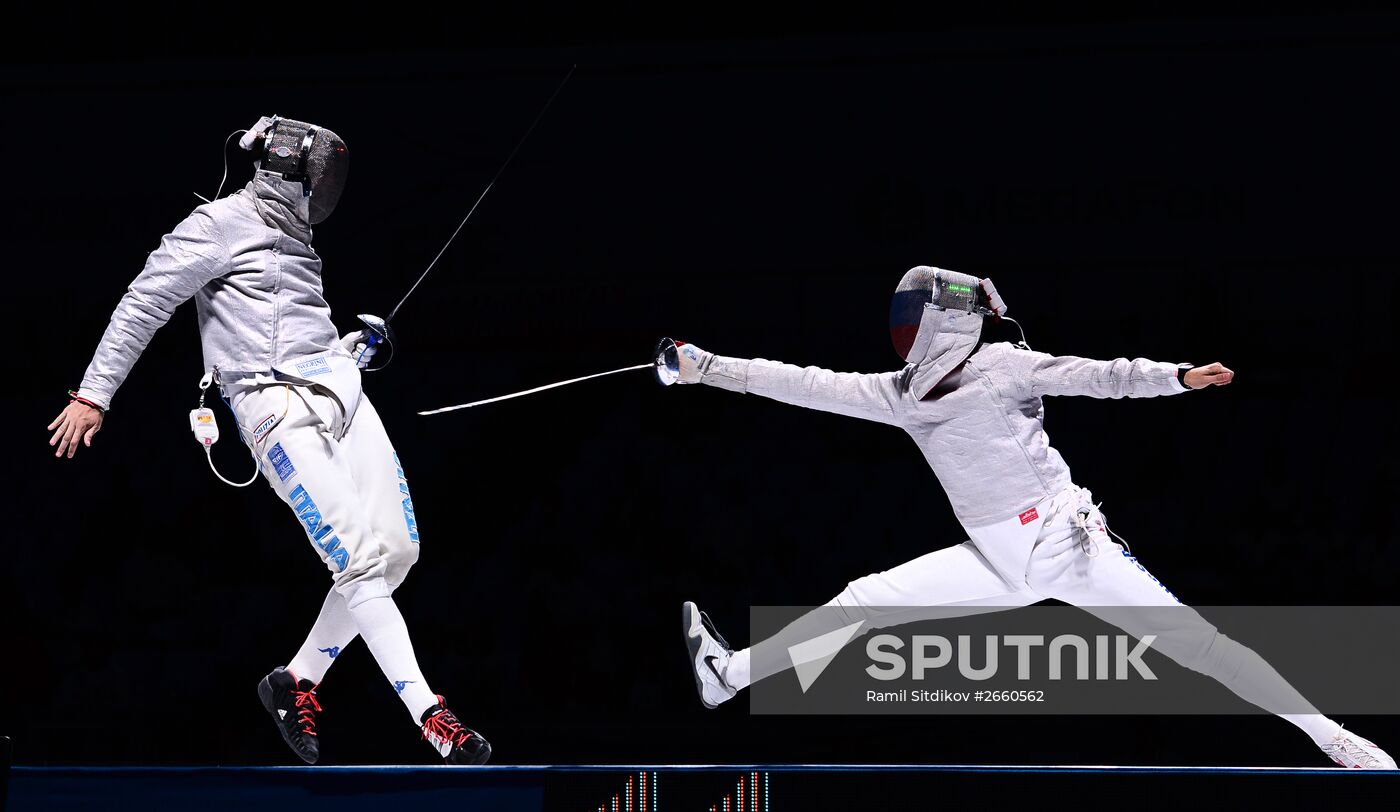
699, 342, 1190, 529
77, 171, 343, 411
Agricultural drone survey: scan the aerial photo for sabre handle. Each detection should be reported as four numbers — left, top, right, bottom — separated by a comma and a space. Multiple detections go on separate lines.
357, 313, 393, 343
356, 314, 395, 372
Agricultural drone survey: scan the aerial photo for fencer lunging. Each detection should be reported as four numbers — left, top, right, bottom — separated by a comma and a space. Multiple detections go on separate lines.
674, 266, 1393, 769
46, 116, 490, 766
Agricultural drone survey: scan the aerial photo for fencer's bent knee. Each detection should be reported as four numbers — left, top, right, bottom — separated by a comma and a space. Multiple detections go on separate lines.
826, 578, 913, 633
329, 546, 394, 609
384, 541, 420, 588
838, 573, 889, 608
336, 571, 392, 609
390, 541, 420, 570
828, 579, 878, 623
826, 584, 861, 626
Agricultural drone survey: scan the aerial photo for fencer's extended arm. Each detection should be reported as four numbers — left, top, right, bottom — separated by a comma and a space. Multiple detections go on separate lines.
1003, 346, 1189, 399
75, 211, 232, 410
700, 355, 905, 424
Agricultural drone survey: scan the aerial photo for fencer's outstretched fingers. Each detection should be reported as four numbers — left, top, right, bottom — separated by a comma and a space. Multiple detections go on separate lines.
56, 421, 80, 458
83, 422, 101, 447
49, 416, 69, 445
1184, 363, 1233, 389
1201, 362, 1234, 386
68, 420, 86, 458
339, 329, 369, 353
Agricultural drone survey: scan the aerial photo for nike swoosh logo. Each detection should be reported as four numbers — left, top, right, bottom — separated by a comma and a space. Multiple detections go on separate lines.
704, 655, 725, 682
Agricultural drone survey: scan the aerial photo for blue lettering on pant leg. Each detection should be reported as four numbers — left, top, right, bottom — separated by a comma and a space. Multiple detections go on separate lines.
269, 443, 296, 482
1121, 549, 1181, 604
291, 485, 324, 537
393, 452, 420, 544
288, 484, 351, 572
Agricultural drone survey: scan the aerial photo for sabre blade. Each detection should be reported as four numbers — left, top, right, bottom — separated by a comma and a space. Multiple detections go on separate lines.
389, 64, 577, 324
419, 363, 651, 415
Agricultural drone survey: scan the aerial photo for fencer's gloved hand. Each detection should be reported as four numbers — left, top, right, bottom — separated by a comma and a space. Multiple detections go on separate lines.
676, 341, 714, 384
340, 330, 378, 370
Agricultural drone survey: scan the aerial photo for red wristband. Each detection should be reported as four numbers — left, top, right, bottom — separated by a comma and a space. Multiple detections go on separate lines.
67, 391, 105, 413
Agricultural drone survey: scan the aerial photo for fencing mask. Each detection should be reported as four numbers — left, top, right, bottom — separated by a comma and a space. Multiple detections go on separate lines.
889, 266, 1008, 397
239, 116, 348, 224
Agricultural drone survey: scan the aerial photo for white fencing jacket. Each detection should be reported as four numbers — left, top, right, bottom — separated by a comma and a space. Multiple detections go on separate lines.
77, 171, 352, 412
700, 342, 1190, 530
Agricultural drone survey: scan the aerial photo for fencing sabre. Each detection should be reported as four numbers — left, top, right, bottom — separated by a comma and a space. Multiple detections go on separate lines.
419, 338, 681, 415
357, 64, 578, 371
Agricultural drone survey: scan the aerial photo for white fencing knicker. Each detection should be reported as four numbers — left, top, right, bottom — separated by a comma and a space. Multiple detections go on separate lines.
747, 483, 1320, 719
229, 375, 421, 609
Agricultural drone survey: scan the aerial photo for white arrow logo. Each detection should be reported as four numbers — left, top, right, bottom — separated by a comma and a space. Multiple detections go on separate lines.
789, 620, 866, 693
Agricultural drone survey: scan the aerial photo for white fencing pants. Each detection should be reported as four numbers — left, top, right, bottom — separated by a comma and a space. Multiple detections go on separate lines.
743, 483, 1323, 723
232, 384, 421, 608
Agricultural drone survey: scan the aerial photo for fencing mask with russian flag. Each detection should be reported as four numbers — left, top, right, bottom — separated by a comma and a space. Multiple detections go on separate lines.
889, 267, 1008, 398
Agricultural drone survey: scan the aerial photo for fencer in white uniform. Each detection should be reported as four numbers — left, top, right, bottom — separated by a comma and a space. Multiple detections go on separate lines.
676, 266, 1393, 769
47, 116, 489, 765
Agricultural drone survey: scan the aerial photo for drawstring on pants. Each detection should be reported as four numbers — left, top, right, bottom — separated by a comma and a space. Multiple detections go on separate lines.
1072, 499, 1133, 558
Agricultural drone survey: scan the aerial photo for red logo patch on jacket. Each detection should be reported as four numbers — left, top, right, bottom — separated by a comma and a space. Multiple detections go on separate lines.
1019, 507, 1040, 526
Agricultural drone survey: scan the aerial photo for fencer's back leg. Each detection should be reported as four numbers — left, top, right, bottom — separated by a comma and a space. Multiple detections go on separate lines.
749, 541, 1040, 687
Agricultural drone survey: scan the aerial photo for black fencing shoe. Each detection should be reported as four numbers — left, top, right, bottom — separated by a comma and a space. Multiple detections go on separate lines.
420, 696, 491, 765
257, 667, 322, 764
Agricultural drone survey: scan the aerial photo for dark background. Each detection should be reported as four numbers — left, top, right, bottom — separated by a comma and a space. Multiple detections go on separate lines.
1, 10, 1397, 770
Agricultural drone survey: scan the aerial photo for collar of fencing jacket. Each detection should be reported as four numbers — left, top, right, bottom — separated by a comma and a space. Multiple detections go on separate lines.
247, 170, 313, 243
902, 301, 985, 398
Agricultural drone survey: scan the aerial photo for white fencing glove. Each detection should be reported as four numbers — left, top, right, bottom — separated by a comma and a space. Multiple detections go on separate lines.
676, 341, 714, 384
340, 330, 378, 369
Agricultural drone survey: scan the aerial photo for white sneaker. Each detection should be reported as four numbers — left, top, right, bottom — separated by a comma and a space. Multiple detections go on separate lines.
1320, 727, 1397, 769
683, 601, 737, 709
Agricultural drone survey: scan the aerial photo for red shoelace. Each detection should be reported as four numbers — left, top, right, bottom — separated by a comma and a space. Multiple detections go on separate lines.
422, 708, 473, 747
293, 688, 322, 736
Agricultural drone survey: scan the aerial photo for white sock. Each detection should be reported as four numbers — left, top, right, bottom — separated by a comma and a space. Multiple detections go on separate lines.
347, 595, 439, 723
725, 648, 752, 690
287, 589, 360, 685
1281, 714, 1342, 746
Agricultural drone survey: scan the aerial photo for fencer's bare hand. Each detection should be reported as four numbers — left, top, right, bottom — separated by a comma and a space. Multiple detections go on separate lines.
47, 401, 104, 459
1184, 362, 1234, 389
